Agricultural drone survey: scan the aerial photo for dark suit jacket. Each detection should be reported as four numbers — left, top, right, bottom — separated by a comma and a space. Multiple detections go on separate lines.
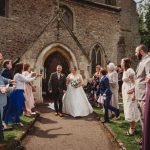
48, 72, 66, 94
97, 75, 112, 96
1, 68, 13, 79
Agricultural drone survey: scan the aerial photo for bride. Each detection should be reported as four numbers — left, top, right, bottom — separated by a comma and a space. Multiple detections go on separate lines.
63, 66, 93, 117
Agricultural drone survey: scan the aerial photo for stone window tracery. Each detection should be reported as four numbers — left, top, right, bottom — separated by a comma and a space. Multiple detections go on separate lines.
91, 44, 103, 75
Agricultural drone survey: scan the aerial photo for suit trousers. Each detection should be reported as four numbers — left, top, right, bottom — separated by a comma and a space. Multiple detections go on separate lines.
104, 93, 119, 122
138, 100, 145, 130
53, 93, 63, 113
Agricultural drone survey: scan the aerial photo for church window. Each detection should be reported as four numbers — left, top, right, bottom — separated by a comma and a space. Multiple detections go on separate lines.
105, 0, 116, 6
0, 0, 9, 17
60, 5, 73, 30
91, 44, 103, 75
0, 0, 5, 16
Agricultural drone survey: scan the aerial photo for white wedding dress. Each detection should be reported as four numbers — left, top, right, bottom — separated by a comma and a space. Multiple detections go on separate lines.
63, 73, 93, 117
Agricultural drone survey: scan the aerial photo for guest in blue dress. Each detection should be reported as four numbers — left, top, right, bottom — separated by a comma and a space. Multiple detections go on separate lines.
1, 60, 13, 128
97, 69, 120, 123
0, 53, 14, 142
5, 63, 36, 126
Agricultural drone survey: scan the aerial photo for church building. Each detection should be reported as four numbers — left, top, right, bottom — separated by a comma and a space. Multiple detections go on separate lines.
0, 0, 140, 103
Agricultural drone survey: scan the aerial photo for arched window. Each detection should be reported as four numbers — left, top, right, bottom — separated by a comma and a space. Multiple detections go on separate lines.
91, 44, 104, 75
105, 0, 116, 6
60, 5, 73, 30
0, 0, 9, 17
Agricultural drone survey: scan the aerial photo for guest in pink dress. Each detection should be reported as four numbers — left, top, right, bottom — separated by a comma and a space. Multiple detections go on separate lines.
22, 64, 35, 116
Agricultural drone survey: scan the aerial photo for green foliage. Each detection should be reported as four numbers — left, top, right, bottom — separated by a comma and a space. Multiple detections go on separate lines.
138, 2, 150, 50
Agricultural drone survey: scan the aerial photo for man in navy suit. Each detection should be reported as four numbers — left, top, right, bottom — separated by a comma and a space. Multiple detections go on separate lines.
1, 60, 13, 79
97, 69, 120, 123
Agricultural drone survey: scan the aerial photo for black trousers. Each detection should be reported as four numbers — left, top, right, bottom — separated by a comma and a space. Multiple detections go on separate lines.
104, 93, 119, 122
53, 93, 63, 113
0, 111, 4, 142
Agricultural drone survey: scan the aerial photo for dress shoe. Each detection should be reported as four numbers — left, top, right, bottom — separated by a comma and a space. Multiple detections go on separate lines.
116, 110, 120, 118
59, 113, 63, 117
102, 120, 109, 123
55, 113, 59, 116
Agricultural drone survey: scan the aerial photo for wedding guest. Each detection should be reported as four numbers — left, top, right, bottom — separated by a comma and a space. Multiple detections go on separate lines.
97, 69, 120, 123
1, 60, 13, 79
93, 65, 101, 82
0, 53, 4, 142
84, 78, 95, 103
0, 53, 14, 142
22, 64, 36, 116
107, 63, 119, 115
1, 60, 13, 127
134, 45, 150, 129
121, 58, 140, 135
117, 65, 123, 98
142, 76, 150, 150
93, 65, 102, 106
4, 63, 37, 126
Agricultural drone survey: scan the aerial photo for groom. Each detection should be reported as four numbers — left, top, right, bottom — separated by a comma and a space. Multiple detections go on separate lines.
48, 65, 66, 117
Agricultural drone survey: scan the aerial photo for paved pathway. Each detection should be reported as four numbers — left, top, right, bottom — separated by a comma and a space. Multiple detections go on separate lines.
22, 106, 119, 150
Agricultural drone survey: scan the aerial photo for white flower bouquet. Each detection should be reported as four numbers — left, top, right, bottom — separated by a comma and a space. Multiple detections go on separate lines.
71, 78, 80, 88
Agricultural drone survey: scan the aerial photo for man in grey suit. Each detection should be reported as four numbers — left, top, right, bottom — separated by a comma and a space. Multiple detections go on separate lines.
134, 44, 150, 128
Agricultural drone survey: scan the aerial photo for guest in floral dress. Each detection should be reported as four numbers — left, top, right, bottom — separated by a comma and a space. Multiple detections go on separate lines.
121, 58, 140, 135
93, 65, 102, 106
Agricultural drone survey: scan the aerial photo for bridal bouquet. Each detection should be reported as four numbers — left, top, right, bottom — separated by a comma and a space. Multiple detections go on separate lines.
71, 78, 80, 88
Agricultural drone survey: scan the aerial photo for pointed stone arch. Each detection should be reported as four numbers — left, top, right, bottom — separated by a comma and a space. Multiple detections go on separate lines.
33, 43, 78, 103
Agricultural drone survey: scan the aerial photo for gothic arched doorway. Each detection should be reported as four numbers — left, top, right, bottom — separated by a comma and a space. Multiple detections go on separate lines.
42, 51, 70, 101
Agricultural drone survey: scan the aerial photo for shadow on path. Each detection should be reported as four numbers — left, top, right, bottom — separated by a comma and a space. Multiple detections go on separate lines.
28, 126, 72, 139
37, 116, 58, 124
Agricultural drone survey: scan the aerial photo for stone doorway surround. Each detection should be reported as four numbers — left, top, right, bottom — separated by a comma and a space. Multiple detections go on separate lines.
33, 43, 78, 103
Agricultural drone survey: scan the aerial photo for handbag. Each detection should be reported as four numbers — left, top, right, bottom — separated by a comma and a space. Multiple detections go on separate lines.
97, 94, 104, 104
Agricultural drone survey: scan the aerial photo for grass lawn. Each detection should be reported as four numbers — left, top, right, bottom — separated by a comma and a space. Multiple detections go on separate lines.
1, 115, 35, 150
94, 103, 142, 150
